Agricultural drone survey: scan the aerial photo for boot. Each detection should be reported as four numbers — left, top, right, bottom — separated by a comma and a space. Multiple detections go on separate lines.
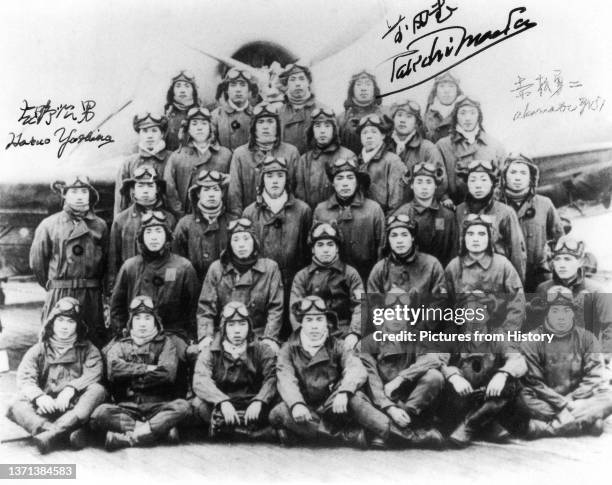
584, 418, 604, 437
105, 431, 135, 451
247, 425, 279, 443
481, 420, 512, 443
33, 428, 68, 455
449, 422, 475, 448
410, 428, 446, 449
69, 427, 93, 450
167, 426, 180, 444
338, 427, 368, 450
525, 419, 555, 440
131, 421, 156, 445
369, 436, 388, 450
276, 428, 299, 447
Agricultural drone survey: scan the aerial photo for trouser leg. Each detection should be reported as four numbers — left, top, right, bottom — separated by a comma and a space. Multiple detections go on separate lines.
145, 399, 191, 438
398, 369, 445, 420
517, 386, 558, 422
269, 402, 321, 441
6, 400, 53, 436
90, 403, 141, 433
347, 391, 390, 440
53, 383, 107, 431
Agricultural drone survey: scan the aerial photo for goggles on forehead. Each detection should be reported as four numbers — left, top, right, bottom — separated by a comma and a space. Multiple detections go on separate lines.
129, 295, 155, 312
197, 170, 224, 183
546, 286, 574, 305
297, 296, 327, 313
65, 175, 92, 188
134, 112, 165, 124
467, 159, 495, 172
312, 223, 338, 239
358, 113, 384, 127
412, 162, 441, 177
133, 166, 158, 179
553, 238, 583, 254
387, 213, 412, 225
253, 102, 280, 116
225, 68, 251, 81
311, 107, 336, 119
228, 218, 253, 231
455, 95, 481, 109
187, 107, 211, 120
282, 63, 309, 75
505, 153, 535, 166
222, 301, 250, 320
55, 298, 81, 313
393, 100, 421, 114
465, 213, 495, 225
262, 156, 288, 168
333, 158, 359, 169
172, 70, 196, 83
141, 211, 168, 224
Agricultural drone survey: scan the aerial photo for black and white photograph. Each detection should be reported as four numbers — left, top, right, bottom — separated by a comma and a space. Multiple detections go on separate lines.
1, 0, 611, 484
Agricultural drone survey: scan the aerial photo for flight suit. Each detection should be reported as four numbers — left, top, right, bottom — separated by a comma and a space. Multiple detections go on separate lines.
536, 276, 612, 355
227, 142, 300, 217
108, 204, 176, 291
7, 340, 106, 437
278, 96, 323, 154
290, 259, 363, 337
440, 338, 527, 438
313, 192, 386, 283
197, 258, 284, 343
519, 326, 612, 428
110, 251, 199, 342
436, 131, 506, 205
393, 200, 458, 267
114, 149, 172, 216
359, 335, 445, 422
387, 133, 448, 201
357, 145, 406, 215
30, 209, 109, 347
456, 199, 527, 283
269, 331, 390, 444
243, 194, 312, 291
163, 142, 232, 217
295, 144, 356, 210
172, 210, 234, 283
502, 194, 564, 292
338, 103, 386, 155
191, 337, 277, 430
211, 103, 253, 151
91, 333, 190, 438
445, 253, 526, 332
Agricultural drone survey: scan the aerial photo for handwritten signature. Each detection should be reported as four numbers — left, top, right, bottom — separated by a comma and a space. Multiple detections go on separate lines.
6, 98, 115, 158
378, 6, 538, 98
17, 99, 97, 126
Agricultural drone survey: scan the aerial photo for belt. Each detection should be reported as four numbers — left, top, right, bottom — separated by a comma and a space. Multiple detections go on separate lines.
47, 279, 101, 289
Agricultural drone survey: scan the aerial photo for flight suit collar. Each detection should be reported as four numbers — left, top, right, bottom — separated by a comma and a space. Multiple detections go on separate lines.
327, 191, 365, 210
463, 253, 493, 270
138, 147, 169, 162
43, 340, 88, 364
451, 128, 489, 146
307, 258, 345, 274
312, 142, 340, 159
223, 102, 253, 116
223, 258, 267, 281
287, 331, 334, 367
411, 199, 440, 214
